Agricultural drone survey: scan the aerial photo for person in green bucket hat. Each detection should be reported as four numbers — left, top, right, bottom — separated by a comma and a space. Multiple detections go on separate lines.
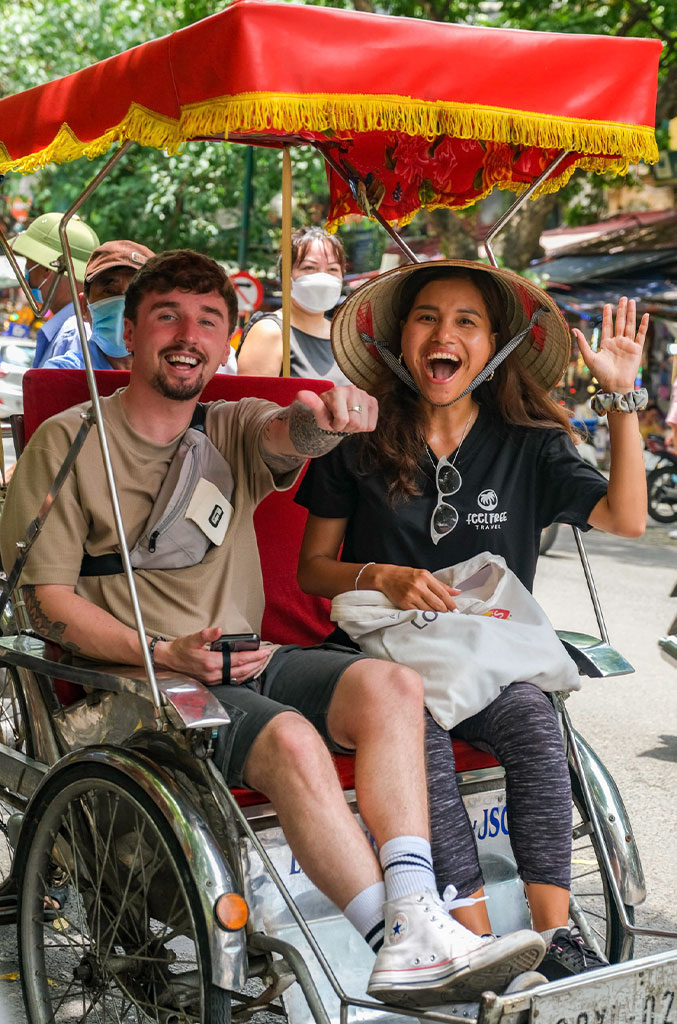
11, 212, 99, 366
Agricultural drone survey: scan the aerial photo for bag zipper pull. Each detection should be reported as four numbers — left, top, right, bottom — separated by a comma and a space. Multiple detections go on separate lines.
148, 531, 159, 553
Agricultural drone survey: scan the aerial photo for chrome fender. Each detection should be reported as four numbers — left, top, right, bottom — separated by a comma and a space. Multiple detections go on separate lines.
571, 729, 646, 906
18, 745, 247, 990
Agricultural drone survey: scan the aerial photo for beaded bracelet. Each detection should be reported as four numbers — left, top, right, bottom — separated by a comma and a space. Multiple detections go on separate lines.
148, 635, 167, 670
590, 387, 648, 416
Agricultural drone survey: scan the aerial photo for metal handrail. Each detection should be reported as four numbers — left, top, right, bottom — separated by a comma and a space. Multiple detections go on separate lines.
54, 140, 165, 718
484, 151, 571, 268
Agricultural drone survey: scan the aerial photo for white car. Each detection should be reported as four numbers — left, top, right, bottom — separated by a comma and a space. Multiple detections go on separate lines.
0, 335, 34, 418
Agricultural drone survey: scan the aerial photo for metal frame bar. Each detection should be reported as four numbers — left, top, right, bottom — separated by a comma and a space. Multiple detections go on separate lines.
1, 141, 165, 718
483, 151, 571, 269
0, 231, 64, 320
562, 700, 677, 943
54, 142, 164, 717
318, 148, 421, 266
572, 526, 610, 643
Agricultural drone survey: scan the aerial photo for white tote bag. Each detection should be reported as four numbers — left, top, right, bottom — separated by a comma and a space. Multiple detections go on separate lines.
331, 551, 580, 729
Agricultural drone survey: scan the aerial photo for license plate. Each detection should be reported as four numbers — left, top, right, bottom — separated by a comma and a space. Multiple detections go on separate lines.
530, 952, 677, 1024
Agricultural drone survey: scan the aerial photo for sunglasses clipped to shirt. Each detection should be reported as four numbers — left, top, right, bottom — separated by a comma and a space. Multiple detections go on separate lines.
430, 455, 462, 545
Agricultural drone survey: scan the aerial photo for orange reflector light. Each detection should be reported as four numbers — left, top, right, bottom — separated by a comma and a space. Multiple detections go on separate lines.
215, 893, 249, 931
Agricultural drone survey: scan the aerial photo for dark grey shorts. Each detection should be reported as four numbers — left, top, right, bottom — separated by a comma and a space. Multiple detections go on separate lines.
210, 643, 367, 787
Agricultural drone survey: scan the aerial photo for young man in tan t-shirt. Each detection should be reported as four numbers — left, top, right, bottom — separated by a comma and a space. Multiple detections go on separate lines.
0, 250, 543, 1003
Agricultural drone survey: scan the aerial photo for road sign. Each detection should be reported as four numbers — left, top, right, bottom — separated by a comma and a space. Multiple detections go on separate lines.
230, 270, 264, 314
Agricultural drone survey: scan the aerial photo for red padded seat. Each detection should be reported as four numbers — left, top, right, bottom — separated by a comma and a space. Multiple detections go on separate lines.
232, 741, 500, 808
21, 369, 501, 795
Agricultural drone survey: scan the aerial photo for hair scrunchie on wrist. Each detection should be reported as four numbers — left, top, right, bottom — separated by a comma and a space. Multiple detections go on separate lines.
590, 387, 648, 416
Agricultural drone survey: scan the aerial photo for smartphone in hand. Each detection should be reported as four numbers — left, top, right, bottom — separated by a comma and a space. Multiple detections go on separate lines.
210, 632, 261, 652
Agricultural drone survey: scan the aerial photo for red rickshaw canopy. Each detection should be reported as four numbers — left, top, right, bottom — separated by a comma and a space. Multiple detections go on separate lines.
0, 0, 661, 227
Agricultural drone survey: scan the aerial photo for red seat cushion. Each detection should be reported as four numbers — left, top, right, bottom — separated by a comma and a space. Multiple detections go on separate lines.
232, 741, 499, 806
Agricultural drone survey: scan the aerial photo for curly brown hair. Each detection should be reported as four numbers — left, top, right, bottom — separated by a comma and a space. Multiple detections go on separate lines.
359, 266, 574, 501
124, 249, 238, 333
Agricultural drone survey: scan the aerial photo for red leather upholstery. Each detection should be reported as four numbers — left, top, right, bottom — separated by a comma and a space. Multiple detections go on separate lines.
231, 739, 498, 807
22, 369, 500, 779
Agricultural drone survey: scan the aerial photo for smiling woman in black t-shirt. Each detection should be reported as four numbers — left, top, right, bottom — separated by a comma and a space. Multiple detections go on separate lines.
295, 259, 649, 982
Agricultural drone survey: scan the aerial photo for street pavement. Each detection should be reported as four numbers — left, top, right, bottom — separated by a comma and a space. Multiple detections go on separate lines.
0, 515, 676, 1020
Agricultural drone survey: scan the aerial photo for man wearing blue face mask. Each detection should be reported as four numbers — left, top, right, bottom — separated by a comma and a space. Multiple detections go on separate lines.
43, 240, 155, 370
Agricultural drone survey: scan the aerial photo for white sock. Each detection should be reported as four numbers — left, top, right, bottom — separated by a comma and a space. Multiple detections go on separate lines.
343, 881, 386, 952
379, 835, 436, 902
541, 927, 559, 943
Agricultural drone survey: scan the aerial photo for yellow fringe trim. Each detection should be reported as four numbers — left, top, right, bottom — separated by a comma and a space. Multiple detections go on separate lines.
178, 91, 657, 164
0, 91, 657, 176
0, 103, 184, 175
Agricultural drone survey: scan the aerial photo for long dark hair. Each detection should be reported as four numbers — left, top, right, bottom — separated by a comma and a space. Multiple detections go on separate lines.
360, 267, 573, 501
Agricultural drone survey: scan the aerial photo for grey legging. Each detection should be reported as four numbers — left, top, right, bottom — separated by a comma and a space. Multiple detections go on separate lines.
426, 681, 572, 897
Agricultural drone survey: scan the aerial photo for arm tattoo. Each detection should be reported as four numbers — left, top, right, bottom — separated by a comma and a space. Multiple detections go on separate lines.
22, 585, 81, 654
260, 402, 345, 471
286, 401, 346, 456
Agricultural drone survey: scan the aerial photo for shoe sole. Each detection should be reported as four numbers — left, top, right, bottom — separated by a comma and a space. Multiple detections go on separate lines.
368, 934, 545, 1006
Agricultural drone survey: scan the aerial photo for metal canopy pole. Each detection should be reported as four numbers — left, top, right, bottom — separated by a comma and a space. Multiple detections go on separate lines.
483, 150, 570, 268
281, 145, 293, 377
0, 227, 68, 320
55, 141, 165, 719
319, 148, 421, 266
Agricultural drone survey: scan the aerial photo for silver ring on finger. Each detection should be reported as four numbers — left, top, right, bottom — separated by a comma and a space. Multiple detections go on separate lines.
347, 404, 362, 413
231, 677, 238, 684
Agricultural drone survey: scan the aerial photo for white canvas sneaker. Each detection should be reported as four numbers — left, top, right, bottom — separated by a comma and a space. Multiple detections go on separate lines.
367, 890, 546, 1005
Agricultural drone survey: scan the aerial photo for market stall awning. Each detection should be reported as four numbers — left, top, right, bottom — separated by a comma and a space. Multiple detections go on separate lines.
0, 0, 662, 227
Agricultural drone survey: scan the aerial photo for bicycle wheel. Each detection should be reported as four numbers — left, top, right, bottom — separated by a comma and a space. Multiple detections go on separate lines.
19, 761, 231, 1024
570, 774, 633, 964
0, 665, 30, 885
647, 464, 677, 523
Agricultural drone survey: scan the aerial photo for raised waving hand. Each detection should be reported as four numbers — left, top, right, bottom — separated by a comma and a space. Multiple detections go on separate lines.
573, 297, 649, 393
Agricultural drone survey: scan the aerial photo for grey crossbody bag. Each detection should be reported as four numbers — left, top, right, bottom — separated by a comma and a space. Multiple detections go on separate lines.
80, 404, 234, 576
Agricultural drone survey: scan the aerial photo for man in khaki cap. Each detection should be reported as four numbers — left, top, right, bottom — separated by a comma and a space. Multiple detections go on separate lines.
43, 239, 154, 370
10, 212, 100, 367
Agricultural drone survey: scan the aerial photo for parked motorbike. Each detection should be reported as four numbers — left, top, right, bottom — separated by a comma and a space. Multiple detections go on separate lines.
647, 445, 677, 524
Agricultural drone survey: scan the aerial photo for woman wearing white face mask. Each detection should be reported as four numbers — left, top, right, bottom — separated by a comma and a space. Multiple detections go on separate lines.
237, 226, 351, 383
